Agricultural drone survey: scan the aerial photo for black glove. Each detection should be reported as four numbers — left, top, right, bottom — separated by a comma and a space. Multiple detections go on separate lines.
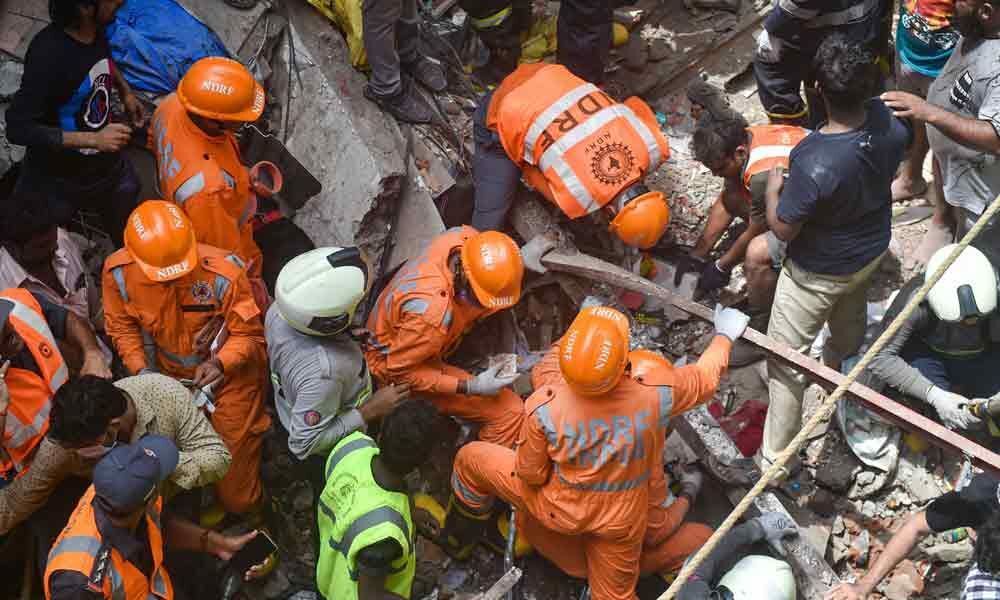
674, 254, 707, 286
696, 260, 731, 295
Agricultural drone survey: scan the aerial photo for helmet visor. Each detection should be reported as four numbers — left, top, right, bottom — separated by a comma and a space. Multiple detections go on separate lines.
307, 311, 352, 336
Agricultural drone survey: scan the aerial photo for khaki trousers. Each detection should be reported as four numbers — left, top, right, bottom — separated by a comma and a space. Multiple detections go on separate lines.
762, 253, 885, 467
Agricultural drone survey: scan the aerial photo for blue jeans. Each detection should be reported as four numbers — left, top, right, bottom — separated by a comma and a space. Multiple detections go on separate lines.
471, 90, 521, 232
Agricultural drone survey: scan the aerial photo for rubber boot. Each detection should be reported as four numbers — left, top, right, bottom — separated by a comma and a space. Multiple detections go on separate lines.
483, 509, 534, 558
413, 493, 491, 560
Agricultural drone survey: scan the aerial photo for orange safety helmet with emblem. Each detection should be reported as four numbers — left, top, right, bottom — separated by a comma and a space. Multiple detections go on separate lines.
177, 57, 266, 123
559, 306, 630, 396
628, 348, 674, 382
608, 187, 671, 249
460, 231, 524, 309
124, 200, 199, 283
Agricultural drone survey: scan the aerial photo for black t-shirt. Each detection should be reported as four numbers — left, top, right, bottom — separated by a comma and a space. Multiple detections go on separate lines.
5, 24, 120, 186
925, 473, 1000, 533
776, 99, 910, 275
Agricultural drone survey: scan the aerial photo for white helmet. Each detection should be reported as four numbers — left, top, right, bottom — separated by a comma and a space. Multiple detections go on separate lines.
716, 555, 796, 600
275, 247, 370, 336
926, 244, 998, 322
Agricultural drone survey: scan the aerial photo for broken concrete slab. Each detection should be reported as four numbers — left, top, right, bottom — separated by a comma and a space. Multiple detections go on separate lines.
385, 128, 446, 270
175, 0, 271, 58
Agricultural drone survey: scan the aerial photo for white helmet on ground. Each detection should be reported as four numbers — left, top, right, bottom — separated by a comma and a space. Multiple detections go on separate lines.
716, 555, 796, 600
275, 247, 370, 336
926, 244, 998, 322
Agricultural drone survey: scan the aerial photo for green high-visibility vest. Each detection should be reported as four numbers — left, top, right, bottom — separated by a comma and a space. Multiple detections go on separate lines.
316, 432, 415, 600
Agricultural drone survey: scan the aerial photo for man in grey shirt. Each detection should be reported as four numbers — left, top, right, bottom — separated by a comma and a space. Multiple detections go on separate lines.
265, 247, 411, 461
882, 0, 1000, 266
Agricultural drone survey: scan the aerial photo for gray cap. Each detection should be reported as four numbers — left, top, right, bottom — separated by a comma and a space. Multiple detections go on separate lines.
93, 435, 179, 514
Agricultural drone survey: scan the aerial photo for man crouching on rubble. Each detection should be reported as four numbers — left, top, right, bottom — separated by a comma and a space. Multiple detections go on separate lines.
363, 227, 526, 448
469, 62, 672, 250
864, 244, 999, 433
439, 304, 749, 600
827, 472, 1000, 600
677, 101, 809, 366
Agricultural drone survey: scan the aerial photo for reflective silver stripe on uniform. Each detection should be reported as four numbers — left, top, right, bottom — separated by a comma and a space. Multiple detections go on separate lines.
441, 309, 453, 330
47, 535, 102, 562
806, 0, 877, 27
224, 254, 246, 270
328, 505, 412, 556
151, 570, 169, 596
221, 169, 236, 188
5, 402, 53, 452
556, 467, 650, 492
325, 437, 377, 478
657, 386, 673, 428
214, 275, 231, 304
112, 267, 159, 372
451, 471, 492, 507
173, 173, 206, 206
533, 405, 560, 447
776, 0, 818, 19
538, 104, 629, 215
746, 144, 794, 168
319, 498, 337, 523
157, 347, 202, 368
6, 298, 68, 392
108, 561, 126, 600
471, 5, 511, 29
523, 82, 601, 164
401, 299, 429, 314
620, 104, 662, 170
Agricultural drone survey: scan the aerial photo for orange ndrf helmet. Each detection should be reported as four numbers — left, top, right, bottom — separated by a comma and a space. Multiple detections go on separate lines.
460, 231, 524, 309
124, 200, 199, 283
628, 348, 674, 386
559, 306, 631, 396
177, 57, 266, 123
609, 187, 670, 249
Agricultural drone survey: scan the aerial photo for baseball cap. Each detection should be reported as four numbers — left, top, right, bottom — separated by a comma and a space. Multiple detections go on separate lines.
93, 435, 179, 514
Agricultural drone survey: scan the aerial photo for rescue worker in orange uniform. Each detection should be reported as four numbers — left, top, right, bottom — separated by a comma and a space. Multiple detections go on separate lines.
675, 106, 808, 366
150, 57, 266, 295
0, 287, 110, 482
529, 336, 712, 579
101, 201, 270, 515
444, 304, 749, 600
364, 226, 526, 448
471, 63, 671, 249
44, 436, 265, 600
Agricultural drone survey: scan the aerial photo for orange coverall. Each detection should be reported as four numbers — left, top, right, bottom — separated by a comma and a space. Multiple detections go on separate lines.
531, 343, 712, 576
150, 94, 263, 278
364, 226, 524, 447
102, 244, 270, 514
454, 336, 732, 600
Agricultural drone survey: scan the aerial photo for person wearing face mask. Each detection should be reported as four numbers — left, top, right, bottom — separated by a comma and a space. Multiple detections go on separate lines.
5, 375, 231, 574
363, 227, 526, 448
881, 0, 1000, 269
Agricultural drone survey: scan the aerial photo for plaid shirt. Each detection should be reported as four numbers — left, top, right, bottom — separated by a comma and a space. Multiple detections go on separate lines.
964, 566, 1000, 600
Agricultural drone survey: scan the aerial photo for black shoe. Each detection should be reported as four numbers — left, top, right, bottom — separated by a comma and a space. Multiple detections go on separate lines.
729, 310, 769, 367
365, 81, 434, 124
403, 56, 447, 93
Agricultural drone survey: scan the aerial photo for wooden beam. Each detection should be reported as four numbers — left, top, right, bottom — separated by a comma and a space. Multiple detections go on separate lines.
539, 248, 1000, 475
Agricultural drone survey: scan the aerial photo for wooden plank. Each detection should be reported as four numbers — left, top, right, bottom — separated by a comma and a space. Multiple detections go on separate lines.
538, 248, 1000, 475
673, 407, 839, 599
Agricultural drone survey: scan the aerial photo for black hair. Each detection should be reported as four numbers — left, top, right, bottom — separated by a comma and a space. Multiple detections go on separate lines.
813, 33, 877, 112
690, 115, 751, 167
49, 376, 128, 444
49, 0, 96, 28
975, 511, 1000, 575
378, 400, 439, 476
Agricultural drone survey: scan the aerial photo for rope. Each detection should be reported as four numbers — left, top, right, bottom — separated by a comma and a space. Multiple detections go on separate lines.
658, 191, 1000, 600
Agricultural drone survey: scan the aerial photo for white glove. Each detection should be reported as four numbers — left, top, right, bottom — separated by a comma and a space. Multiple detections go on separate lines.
677, 465, 704, 500
927, 386, 981, 430
520, 236, 557, 274
714, 304, 751, 341
754, 512, 798, 557
755, 29, 783, 63
467, 363, 518, 396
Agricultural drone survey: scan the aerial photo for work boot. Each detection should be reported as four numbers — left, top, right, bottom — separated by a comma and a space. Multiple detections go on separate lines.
483, 508, 534, 558
413, 493, 491, 560
365, 79, 434, 124
729, 309, 768, 367
686, 76, 739, 123
403, 56, 448, 93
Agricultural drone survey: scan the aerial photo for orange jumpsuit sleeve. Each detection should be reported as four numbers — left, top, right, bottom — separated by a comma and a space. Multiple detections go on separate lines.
515, 394, 554, 486
668, 335, 732, 416
215, 268, 265, 374
101, 266, 149, 375
184, 189, 244, 254
381, 311, 466, 394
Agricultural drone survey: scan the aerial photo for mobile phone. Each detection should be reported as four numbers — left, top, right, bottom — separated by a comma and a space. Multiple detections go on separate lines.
229, 530, 277, 573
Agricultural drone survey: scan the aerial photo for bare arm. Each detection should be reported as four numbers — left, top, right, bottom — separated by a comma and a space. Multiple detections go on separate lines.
718, 219, 768, 270
882, 91, 1000, 154
765, 165, 803, 242
691, 193, 736, 259
825, 512, 930, 599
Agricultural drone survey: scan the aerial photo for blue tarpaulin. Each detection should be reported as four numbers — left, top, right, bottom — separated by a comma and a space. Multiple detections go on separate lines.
106, 0, 229, 95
